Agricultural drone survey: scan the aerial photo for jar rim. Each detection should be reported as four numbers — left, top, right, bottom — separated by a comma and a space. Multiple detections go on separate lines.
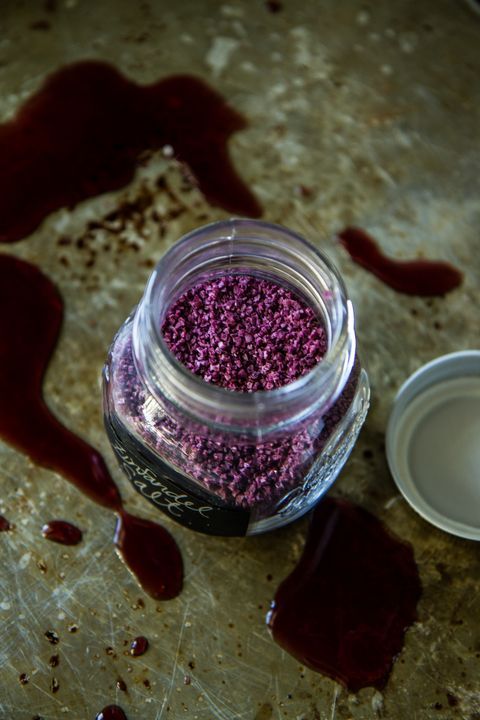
133, 218, 356, 433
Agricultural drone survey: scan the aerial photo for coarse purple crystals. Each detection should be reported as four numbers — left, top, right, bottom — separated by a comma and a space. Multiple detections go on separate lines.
162, 275, 328, 392
103, 219, 370, 536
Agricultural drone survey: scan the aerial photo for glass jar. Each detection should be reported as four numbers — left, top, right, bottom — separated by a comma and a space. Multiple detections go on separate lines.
103, 219, 369, 536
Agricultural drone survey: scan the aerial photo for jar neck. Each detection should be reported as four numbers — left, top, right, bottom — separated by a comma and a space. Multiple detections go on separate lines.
132, 219, 356, 436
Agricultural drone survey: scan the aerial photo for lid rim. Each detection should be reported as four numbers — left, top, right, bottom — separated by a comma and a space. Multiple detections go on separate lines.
386, 350, 480, 542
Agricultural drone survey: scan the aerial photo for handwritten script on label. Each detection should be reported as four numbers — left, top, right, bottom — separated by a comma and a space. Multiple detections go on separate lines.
112, 441, 213, 519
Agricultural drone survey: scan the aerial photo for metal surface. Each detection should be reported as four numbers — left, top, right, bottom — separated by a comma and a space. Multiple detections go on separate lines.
1, 1, 479, 718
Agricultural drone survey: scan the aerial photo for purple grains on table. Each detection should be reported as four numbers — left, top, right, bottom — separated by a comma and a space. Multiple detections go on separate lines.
113, 274, 358, 512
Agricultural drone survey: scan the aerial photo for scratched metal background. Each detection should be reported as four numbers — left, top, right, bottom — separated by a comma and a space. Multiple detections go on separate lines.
1, 1, 480, 718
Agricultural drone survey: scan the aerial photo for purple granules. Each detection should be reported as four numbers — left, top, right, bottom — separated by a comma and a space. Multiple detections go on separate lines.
110, 274, 358, 512
161, 275, 327, 392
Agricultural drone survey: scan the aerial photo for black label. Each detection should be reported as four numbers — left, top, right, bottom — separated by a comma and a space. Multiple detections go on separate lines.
105, 414, 250, 536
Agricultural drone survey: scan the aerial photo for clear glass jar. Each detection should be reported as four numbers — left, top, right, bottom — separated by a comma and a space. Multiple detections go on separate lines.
103, 219, 369, 536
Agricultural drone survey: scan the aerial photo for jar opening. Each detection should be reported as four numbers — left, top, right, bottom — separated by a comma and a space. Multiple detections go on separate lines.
133, 219, 356, 434
160, 271, 329, 393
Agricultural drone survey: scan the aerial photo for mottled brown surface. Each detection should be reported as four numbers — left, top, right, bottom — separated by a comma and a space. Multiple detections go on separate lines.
0, 1, 479, 718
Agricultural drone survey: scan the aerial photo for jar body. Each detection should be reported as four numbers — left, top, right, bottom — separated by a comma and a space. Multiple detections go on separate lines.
103, 220, 369, 535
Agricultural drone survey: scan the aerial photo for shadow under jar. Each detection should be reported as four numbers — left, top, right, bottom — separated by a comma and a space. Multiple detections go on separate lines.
103, 219, 369, 536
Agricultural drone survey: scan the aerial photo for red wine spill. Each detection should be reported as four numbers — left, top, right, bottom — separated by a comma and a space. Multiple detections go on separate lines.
0, 515, 11, 531
129, 635, 149, 657
115, 512, 182, 600
0, 60, 261, 244
95, 706, 127, 720
338, 226, 463, 296
42, 520, 83, 546
0, 254, 183, 599
0, 256, 119, 510
268, 497, 421, 691
265, 0, 283, 11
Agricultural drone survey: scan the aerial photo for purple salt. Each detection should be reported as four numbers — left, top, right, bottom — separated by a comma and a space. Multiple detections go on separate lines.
161, 275, 327, 392
113, 274, 358, 512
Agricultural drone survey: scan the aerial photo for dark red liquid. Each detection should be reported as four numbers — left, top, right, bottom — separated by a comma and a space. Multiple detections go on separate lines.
266, 0, 283, 11
0, 255, 120, 510
115, 512, 183, 600
338, 226, 463, 296
42, 520, 83, 545
0, 255, 183, 598
268, 497, 421, 691
95, 706, 127, 720
0, 515, 11, 531
0, 60, 261, 244
130, 636, 149, 657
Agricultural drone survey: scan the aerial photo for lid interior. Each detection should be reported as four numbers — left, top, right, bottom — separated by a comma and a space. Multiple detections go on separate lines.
387, 352, 480, 541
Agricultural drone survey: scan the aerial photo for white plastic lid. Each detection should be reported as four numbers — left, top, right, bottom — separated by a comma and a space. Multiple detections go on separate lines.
386, 350, 480, 540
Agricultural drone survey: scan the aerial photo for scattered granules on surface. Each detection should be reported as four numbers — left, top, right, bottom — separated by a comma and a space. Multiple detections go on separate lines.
162, 275, 327, 392
0, 515, 11, 531
265, 0, 283, 11
116, 678, 128, 692
44, 629, 59, 645
50, 677, 60, 693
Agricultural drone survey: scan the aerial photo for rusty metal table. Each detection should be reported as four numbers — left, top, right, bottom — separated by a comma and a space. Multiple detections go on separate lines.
1, 1, 479, 718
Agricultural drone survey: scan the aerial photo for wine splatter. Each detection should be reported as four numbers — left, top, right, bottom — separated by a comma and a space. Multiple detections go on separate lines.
41, 520, 83, 546
338, 226, 463, 296
129, 636, 149, 657
95, 706, 128, 720
0, 60, 261, 244
114, 512, 182, 601
268, 497, 421, 691
0, 515, 12, 531
0, 254, 183, 599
